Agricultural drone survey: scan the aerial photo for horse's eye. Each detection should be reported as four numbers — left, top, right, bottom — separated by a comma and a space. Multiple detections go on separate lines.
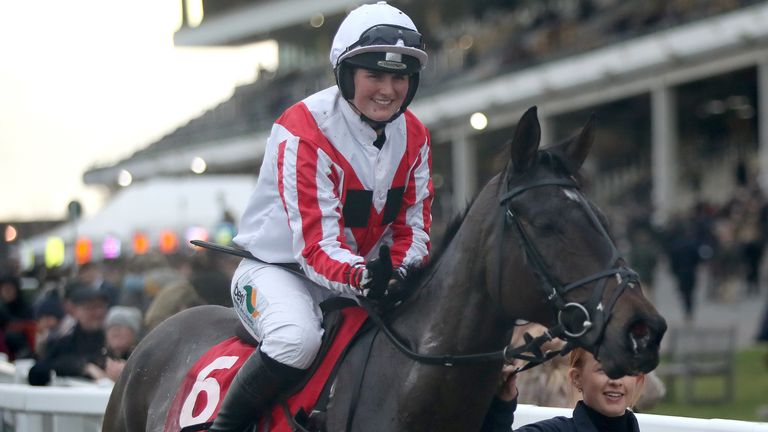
530, 220, 562, 236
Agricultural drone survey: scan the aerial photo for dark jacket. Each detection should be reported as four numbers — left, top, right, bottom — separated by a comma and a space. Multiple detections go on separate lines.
482, 399, 640, 432
28, 323, 106, 385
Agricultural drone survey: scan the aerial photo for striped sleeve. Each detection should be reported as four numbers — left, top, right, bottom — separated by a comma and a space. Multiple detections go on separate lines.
389, 133, 433, 269
277, 135, 366, 295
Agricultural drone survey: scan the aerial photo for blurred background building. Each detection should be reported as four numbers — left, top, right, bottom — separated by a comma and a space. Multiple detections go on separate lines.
4, 0, 768, 274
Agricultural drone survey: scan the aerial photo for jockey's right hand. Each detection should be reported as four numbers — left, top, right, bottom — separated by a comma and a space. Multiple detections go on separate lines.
359, 245, 393, 299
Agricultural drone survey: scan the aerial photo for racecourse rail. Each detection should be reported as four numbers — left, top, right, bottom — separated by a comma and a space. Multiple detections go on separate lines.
0, 384, 766, 432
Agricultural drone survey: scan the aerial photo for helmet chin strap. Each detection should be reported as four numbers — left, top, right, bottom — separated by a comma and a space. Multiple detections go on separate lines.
346, 100, 403, 130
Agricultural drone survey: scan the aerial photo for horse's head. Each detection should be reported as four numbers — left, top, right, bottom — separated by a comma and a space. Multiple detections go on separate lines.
488, 106, 666, 379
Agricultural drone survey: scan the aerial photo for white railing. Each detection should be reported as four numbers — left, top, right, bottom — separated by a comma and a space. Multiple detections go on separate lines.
514, 405, 768, 432
0, 383, 766, 432
0, 384, 109, 432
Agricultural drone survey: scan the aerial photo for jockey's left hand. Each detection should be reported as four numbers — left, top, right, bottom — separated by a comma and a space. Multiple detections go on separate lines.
360, 245, 393, 300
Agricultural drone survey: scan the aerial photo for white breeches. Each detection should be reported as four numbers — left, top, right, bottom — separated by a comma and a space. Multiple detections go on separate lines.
230, 259, 341, 369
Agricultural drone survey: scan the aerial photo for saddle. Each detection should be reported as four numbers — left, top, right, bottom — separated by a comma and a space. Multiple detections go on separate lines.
163, 297, 371, 432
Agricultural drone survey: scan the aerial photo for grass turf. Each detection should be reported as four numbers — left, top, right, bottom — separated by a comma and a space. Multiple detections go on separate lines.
647, 345, 768, 422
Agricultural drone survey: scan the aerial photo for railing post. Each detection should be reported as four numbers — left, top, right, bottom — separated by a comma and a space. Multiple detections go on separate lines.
651, 84, 678, 226
15, 412, 45, 432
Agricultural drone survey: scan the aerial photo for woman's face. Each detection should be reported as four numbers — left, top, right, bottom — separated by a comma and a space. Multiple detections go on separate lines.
106, 325, 137, 353
570, 351, 643, 417
351, 68, 409, 122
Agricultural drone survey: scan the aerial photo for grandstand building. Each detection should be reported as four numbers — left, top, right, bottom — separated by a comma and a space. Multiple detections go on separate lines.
84, 0, 768, 235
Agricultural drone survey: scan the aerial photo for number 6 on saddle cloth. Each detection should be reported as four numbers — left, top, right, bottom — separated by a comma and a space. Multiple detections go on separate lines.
167, 297, 370, 432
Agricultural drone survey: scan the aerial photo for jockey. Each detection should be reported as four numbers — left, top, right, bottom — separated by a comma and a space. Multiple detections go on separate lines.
209, 2, 433, 431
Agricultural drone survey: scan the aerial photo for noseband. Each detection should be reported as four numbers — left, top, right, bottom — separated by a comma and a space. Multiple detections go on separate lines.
496, 173, 639, 350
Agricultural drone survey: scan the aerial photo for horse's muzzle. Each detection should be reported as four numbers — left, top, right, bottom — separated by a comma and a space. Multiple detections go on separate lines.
599, 313, 667, 379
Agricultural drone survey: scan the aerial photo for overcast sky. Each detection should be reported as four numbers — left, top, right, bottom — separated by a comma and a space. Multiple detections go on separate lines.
0, 0, 276, 222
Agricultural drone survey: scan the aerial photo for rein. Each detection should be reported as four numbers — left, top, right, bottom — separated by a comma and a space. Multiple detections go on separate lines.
358, 297, 565, 369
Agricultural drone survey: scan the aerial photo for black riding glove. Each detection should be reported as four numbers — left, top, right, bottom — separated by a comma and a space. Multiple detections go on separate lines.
360, 245, 393, 300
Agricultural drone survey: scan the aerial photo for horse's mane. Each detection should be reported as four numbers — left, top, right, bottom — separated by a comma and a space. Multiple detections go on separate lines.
401, 201, 474, 289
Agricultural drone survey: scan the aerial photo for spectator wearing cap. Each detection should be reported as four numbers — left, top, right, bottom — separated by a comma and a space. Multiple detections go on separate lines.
58, 281, 86, 337
28, 286, 109, 385
103, 306, 142, 381
76, 262, 120, 308
32, 293, 65, 357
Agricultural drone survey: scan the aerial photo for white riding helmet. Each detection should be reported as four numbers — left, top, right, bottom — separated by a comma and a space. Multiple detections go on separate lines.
330, 2, 428, 121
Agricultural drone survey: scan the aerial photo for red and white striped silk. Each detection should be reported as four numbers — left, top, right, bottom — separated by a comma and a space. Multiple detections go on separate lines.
234, 86, 432, 296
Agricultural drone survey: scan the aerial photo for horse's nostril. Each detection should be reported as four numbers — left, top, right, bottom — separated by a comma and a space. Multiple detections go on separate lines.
627, 321, 654, 355
629, 321, 650, 339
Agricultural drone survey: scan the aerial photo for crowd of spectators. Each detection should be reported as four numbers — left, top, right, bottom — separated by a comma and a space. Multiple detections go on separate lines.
618, 184, 768, 328
141, 0, 761, 160
0, 249, 238, 386
419, 0, 761, 96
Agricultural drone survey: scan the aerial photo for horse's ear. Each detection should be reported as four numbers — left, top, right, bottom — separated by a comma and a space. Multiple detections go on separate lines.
561, 114, 595, 171
510, 106, 541, 173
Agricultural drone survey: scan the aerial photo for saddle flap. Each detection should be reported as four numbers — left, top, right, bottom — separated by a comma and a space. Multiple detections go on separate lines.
163, 299, 367, 432
287, 297, 360, 394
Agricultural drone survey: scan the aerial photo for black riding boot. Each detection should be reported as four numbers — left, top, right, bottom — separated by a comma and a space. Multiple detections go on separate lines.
208, 350, 305, 432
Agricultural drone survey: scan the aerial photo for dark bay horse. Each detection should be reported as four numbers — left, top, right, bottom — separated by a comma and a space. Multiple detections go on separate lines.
104, 107, 666, 431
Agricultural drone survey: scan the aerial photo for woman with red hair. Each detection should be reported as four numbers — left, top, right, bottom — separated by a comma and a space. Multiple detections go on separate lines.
483, 347, 646, 432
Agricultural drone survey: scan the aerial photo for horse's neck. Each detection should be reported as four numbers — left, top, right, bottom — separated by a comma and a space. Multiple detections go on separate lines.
396, 210, 506, 350
396, 197, 510, 338
398, 252, 503, 351
384, 213, 510, 427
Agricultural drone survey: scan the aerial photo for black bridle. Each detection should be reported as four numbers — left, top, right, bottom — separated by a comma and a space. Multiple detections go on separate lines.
496, 172, 639, 354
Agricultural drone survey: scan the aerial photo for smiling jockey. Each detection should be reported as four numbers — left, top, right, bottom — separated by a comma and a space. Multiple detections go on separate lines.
209, 2, 433, 431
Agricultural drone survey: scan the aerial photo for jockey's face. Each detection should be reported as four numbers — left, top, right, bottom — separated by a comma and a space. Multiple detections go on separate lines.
352, 68, 409, 122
